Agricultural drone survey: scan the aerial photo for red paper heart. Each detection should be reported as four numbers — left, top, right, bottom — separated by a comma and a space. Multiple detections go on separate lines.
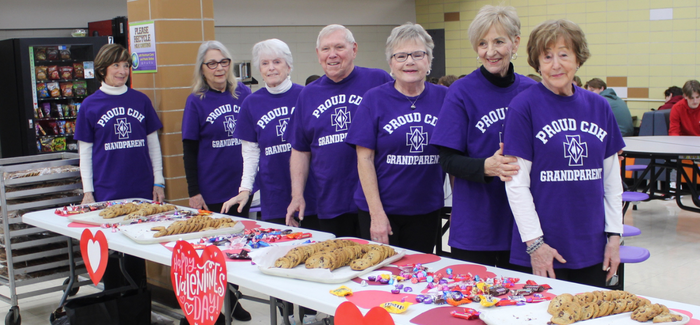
335, 301, 395, 325
171, 241, 228, 325
80, 229, 109, 286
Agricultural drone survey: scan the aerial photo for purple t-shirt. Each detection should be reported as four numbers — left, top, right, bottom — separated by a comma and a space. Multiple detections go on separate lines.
431, 70, 536, 251
74, 88, 163, 202
181, 84, 251, 204
287, 66, 392, 219
234, 84, 317, 220
503, 83, 625, 269
346, 81, 446, 215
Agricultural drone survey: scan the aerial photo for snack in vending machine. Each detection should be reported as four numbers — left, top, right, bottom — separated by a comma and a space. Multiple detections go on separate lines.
57, 120, 66, 135
47, 82, 61, 97
48, 65, 60, 80
73, 62, 84, 78
46, 47, 59, 60
59, 48, 71, 60
52, 137, 66, 151
63, 103, 71, 117
35, 66, 48, 80
73, 81, 87, 97
37, 83, 49, 98
67, 143, 78, 151
35, 47, 47, 60
60, 82, 73, 97
49, 121, 59, 135
42, 102, 52, 117
59, 66, 73, 79
40, 138, 53, 152
55, 103, 64, 118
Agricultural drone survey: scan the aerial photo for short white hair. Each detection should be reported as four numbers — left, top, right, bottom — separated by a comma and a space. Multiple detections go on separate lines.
385, 22, 434, 69
316, 24, 355, 49
252, 39, 293, 72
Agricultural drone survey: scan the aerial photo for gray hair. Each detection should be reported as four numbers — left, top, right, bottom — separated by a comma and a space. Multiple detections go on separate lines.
385, 22, 434, 69
191, 40, 238, 99
316, 24, 356, 49
468, 5, 521, 52
252, 39, 293, 72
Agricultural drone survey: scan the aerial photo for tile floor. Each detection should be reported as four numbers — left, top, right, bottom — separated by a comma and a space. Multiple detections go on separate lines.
1, 195, 699, 324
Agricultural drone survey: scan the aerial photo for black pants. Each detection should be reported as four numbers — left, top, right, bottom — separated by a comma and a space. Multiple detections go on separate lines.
450, 248, 520, 271
510, 263, 608, 288
103, 253, 146, 290
319, 213, 361, 238
358, 209, 441, 254
207, 195, 253, 218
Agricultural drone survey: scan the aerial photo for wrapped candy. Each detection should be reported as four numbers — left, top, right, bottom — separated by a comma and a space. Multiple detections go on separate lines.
380, 301, 412, 314
330, 286, 353, 297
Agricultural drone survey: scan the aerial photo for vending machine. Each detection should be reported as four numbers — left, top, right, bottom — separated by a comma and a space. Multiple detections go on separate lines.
0, 36, 111, 157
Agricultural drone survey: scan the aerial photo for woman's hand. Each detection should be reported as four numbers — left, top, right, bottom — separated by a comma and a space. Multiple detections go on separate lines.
189, 194, 209, 211
285, 196, 306, 227
603, 236, 621, 281
370, 211, 392, 244
221, 191, 250, 214
484, 143, 519, 181
529, 242, 566, 279
153, 186, 165, 203
82, 192, 95, 204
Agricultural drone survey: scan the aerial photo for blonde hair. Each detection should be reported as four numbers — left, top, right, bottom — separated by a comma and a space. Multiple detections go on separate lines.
527, 19, 590, 73
468, 5, 521, 52
191, 41, 238, 99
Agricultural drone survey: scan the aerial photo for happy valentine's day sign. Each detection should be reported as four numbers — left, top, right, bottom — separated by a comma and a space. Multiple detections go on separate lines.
171, 241, 227, 325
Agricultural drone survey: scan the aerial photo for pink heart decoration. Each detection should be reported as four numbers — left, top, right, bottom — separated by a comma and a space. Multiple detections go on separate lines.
345, 290, 418, 310
171, 241, 227, 325
335, 301, 395, 325
80, 229, 108, 286
410, 306, 486, 325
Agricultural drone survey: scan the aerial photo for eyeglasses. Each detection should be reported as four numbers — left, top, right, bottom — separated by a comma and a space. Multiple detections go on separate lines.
203, 58, 231, 69
392, 51, 427, 62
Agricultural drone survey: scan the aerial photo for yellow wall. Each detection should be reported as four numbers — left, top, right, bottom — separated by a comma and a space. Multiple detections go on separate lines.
416, 0, 699, 118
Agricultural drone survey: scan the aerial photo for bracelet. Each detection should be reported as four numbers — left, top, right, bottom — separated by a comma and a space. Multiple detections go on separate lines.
526, 237, 544, 255
154, 183, 165, 188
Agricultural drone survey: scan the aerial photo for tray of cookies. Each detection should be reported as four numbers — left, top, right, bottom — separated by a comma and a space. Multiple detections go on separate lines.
68, 200, 187, 225
252, 239, 406, 284
120, 215, 245, 244
480, 290, 689, 325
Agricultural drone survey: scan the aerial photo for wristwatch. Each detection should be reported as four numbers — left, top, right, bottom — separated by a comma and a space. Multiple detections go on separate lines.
606, 232, 621, 238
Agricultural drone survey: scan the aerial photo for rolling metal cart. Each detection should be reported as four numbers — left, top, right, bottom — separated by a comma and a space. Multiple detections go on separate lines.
0, 153, 91, 325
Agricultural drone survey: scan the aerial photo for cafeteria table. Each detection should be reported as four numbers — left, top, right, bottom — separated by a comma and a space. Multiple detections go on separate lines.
622, 136, 700, 213
23, 204, 700, 324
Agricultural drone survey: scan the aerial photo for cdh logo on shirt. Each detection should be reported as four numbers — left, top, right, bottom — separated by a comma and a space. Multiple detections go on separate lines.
406, 126, 428, 153
276, 117, 289, 142
331, 106, 351, 131
114, 118, 132, 139
564, 135, 588, 166
223, 115, 236, 137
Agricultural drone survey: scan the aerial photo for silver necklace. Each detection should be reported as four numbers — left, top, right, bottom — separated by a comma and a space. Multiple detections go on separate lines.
404, 95, 419, 110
